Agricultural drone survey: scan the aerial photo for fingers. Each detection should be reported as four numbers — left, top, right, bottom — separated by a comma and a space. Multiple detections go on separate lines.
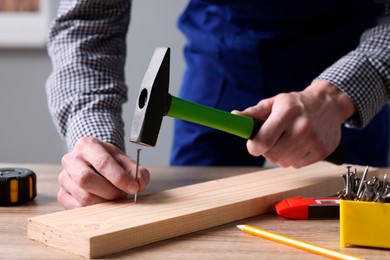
58, 137, 150, 209
232, 97, 273, 122
235, 90, 342, 168
262, 130, 328, 168
234, 97, 285, 157
73, 138, 138, 194
243, 95, 287, 157
57, 169, 118, 209
114, 151, 150, 193
60, 154, 127, 200
75, 137, 150, 193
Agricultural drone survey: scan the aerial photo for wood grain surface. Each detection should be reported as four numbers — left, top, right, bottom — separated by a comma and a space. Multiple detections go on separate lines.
0, 163, 388, 259
27, 162, 361, 258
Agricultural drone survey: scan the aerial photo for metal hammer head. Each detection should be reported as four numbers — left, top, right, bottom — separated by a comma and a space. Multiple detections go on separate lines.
130, 47, 171, 146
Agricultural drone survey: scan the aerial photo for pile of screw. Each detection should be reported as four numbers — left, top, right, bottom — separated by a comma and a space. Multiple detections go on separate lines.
338, 165, 390, 202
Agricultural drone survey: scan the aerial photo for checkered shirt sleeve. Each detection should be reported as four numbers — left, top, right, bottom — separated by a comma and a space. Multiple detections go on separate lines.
316, 23, 390, 128
46, 0, 131, 151
47, 0, 389, 153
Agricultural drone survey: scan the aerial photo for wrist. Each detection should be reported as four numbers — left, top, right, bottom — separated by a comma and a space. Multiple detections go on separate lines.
305, 80, 356, 123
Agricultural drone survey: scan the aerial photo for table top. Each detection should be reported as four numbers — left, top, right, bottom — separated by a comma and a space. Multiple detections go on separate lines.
1, 163, 389, 259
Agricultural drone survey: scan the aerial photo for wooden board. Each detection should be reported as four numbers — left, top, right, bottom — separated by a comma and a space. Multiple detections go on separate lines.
27, 162, 369, 258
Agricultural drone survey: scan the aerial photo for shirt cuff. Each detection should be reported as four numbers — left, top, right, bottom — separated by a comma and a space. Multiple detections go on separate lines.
66, 112, 125, 152
315, 51, 387, 128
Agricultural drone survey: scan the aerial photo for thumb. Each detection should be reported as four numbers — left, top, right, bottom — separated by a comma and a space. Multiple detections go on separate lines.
232, 97, 274, 121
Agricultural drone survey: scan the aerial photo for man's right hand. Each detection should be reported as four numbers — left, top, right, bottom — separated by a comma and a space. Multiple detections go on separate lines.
58, 137, 150, 209
233, 80, 355, 168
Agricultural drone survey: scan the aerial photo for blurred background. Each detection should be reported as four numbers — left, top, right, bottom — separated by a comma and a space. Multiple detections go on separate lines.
0, 0, 187, 166
2, 1, 389, 167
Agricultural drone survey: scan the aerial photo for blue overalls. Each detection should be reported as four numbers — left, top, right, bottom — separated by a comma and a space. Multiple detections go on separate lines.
170, 0, 389, 167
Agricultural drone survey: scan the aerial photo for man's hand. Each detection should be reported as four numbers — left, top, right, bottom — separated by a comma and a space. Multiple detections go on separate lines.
58, 137, 150, 209
233, 80, 356, 168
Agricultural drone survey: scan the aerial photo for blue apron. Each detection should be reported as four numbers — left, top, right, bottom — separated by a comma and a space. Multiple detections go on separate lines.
170, 0, 389, 167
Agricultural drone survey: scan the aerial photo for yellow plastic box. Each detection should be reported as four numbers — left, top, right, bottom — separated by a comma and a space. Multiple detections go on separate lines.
340, 200, 390, 249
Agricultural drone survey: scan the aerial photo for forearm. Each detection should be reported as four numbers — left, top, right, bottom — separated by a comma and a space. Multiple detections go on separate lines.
316, 23, 390, 128
46, 0, 131, 151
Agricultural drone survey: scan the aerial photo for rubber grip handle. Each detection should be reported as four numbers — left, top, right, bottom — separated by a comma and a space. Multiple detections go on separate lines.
166, 95, 257, 139
324, 143, 347, 165
166, 95, 347, 165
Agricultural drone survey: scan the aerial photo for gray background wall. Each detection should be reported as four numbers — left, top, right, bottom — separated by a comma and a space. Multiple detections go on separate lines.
0, 0, 187, 166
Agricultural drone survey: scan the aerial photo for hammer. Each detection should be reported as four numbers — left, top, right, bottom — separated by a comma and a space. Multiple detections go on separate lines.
130, 47, 346, 165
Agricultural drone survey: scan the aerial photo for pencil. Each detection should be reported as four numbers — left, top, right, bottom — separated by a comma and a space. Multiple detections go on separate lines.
236, 224, 364, 260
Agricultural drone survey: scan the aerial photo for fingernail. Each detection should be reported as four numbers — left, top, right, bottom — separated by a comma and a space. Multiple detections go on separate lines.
128, 183, 139, 194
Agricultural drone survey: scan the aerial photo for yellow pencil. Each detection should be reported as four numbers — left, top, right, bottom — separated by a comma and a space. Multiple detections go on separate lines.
236, 225, 364, 260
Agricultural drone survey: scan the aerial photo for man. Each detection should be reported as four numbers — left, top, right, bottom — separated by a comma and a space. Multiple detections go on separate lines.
46, 0, 390, 209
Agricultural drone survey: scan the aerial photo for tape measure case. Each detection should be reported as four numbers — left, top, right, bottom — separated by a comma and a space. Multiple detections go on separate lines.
0, 168, 37, 206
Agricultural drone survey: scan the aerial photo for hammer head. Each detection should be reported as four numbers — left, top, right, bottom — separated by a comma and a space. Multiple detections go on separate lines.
130, 47, 170, 146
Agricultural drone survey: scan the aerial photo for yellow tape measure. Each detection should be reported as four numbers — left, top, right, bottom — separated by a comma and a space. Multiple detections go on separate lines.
0, 168, 37, 206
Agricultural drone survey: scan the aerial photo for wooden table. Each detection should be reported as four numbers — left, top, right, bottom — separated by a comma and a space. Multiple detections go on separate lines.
1, 163, 389, 259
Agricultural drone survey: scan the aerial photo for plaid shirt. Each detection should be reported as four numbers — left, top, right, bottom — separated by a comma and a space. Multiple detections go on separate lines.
317, 23, 390, 128
46, 0, 390, 152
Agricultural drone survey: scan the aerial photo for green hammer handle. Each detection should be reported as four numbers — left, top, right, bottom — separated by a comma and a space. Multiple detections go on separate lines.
165, 94, 346, 165
166, 95, 262, 140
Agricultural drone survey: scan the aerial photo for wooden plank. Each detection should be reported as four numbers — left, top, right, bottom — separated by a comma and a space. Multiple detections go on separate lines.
27, 162, 371, 258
